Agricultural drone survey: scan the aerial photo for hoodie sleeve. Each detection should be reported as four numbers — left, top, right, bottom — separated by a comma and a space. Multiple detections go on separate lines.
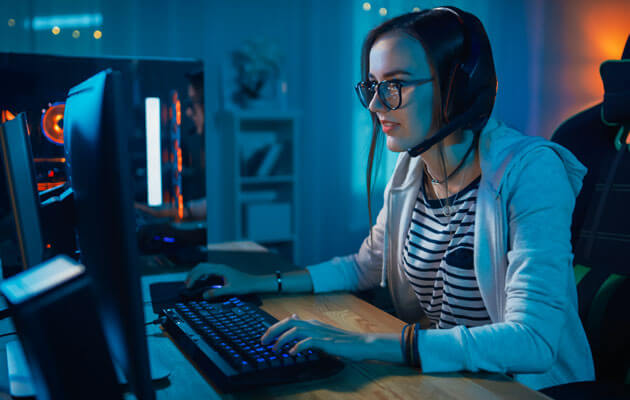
416, 146, 585, 376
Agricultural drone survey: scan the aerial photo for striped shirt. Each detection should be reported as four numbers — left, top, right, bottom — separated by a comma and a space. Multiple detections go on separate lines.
402, 172, 491, 329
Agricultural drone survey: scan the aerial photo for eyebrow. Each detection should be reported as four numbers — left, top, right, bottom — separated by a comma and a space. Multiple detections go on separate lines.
369, 70, 413, 80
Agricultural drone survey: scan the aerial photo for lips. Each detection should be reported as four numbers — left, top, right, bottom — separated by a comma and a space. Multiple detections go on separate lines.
380, 119, 400, 133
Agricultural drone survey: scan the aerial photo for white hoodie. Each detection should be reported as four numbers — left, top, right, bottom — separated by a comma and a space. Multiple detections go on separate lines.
306, 118, 595, 390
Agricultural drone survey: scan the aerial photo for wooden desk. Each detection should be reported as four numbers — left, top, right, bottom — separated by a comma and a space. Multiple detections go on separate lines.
141, 243, 550, 399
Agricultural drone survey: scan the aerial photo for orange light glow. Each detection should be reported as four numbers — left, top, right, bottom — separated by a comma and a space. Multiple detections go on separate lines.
33, 157, 66, 163
37, 182, 65, 192
175, 186, 184, 220
46, 244, 52, 249
577, 6, 629, 97
178, 194, 184, 220
177, 147, 182, 173
41, 103, 65, 145
1, 110, 15, 123
53, 114, 63, 134
175, 99, 181, 126
549, 2, 630, 138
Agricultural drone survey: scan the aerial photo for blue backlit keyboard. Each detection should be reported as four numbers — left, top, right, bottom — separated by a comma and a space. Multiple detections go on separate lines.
162, 297, 344, 392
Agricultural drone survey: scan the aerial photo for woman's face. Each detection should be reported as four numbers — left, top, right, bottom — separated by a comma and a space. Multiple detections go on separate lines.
368, 33, 435, 152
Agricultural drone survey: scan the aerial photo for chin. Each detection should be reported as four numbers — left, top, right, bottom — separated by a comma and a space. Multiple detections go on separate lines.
385, 136, 406, 153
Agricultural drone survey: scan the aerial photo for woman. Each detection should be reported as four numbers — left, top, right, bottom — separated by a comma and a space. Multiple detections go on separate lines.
186, 7, 594, 390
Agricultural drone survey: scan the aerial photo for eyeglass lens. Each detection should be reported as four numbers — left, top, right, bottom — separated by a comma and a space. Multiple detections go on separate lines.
356, 81, 401, 110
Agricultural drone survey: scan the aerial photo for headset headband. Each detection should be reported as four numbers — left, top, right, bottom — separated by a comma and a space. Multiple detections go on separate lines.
407, 7, 493, 157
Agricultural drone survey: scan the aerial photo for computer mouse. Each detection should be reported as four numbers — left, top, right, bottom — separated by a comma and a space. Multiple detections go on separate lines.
179, 275, 224, 301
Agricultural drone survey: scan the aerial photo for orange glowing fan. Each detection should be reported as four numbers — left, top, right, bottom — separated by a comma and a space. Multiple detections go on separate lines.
41, 102, 65, 145
1, 109, 16, 123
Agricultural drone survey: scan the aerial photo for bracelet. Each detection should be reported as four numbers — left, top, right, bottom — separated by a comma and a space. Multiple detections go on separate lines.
406, 324, 415, 366
401, 323, 422, 369
412, 325, 421, 369
275, 270, 282, 293
400, 325, 409, 364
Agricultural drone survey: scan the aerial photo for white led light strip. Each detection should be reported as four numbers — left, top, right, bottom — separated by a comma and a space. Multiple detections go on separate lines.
145, 97, 162, 206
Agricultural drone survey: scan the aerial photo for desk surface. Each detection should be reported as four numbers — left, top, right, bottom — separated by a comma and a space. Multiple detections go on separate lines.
140, 243, 550, 400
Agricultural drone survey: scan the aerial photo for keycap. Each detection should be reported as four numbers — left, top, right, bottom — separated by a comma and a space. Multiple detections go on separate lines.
281, 353, 295, 366
267, 356, 282, 367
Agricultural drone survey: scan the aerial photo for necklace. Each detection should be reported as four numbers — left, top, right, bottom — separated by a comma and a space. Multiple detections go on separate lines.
436, 167, 469, 217
426, 134, 479, 184
425, 152, 474, 217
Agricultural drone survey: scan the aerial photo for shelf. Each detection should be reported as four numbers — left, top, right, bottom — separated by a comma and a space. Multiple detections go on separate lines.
216, 109, 299, 262
238, 235, 296, 244
217, 109, 300, 120
240, 175, 294, 184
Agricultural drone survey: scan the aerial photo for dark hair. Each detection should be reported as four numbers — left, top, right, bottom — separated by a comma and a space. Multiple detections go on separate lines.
361, 7, 495, 235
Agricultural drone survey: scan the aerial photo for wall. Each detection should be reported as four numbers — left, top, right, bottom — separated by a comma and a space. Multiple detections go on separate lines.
1, 0, 628, 266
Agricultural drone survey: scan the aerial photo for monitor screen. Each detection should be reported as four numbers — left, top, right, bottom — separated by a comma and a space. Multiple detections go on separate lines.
64, 69, 154, 400
0, 113, 44, 270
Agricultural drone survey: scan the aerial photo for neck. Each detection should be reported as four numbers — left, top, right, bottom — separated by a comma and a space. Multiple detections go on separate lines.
423, 129, 475, 178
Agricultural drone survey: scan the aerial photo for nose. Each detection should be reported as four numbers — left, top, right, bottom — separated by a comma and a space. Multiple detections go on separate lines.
368, 90, 388, 113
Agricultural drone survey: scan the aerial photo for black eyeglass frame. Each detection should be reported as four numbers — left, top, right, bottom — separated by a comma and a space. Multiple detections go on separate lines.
354, 78, 433, 110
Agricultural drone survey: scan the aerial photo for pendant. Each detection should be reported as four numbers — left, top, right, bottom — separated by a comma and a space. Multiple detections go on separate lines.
442, 205, 452, 216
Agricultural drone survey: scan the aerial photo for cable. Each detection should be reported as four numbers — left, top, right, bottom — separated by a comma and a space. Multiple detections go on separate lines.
0, 331, 16, 338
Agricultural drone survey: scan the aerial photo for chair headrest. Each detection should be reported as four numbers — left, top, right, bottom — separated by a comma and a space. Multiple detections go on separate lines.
600, 34, 630, 125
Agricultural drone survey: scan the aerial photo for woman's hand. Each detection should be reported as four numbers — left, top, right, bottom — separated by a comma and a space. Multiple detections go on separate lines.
260, 314, 404, 363
185, 263, 272, 299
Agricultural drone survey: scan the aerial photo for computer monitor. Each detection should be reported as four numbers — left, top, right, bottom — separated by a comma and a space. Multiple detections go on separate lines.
63, 69, 155, 400
0, 113, 45, 270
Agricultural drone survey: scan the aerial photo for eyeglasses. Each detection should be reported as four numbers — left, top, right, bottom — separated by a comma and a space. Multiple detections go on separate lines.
355, 78, 433, 110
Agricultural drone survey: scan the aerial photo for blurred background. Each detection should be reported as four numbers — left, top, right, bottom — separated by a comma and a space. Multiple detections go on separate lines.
0, 0, 628, 266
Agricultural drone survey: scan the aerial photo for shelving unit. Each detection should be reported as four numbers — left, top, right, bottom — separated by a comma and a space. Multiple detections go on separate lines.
215, 110, 300, 262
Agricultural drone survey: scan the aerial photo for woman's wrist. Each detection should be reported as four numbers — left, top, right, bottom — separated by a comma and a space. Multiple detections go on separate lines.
251, 274, 279, 293
363, 333, 405, 364
400, 323, 422, 370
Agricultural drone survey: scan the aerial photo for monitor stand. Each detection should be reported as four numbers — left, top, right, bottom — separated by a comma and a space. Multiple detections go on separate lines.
7, 337, 170, 397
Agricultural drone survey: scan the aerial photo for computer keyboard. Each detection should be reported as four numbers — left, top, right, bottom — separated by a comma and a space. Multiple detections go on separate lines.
161, 297, 344, 392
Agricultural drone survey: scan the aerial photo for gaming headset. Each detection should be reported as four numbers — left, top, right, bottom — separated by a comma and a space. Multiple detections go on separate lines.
407, 6, 497, 157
